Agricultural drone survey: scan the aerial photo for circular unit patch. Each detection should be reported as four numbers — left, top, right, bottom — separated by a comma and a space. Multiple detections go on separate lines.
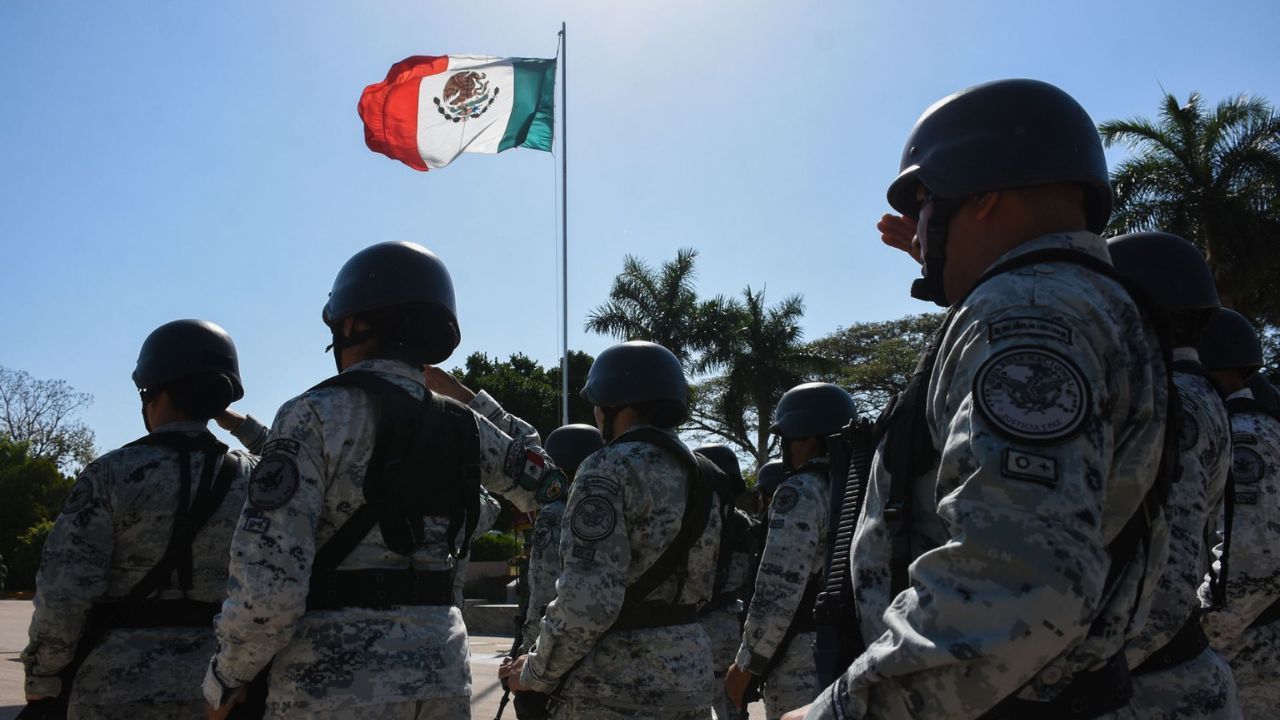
1178, 411, 1201, 452
570, 496, 616, 542
974, 347, 1090, 444
1233, 447, 1265, 485
248, 455, 301, 510
532, 520, 554, 551
772, 485, 800, 514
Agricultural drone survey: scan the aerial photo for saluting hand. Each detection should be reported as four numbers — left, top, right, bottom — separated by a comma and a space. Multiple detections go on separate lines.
505, 654, 531, 692
423, 366, 477, 404
215, 409, 247, 432
781, 704, 813, 720
876, 213, 922, 264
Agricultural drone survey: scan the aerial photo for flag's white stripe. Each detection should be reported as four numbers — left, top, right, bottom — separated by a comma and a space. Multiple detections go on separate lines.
416, 56, 516, 169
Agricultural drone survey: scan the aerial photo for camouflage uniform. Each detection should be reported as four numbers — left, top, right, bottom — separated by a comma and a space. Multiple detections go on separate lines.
203, 359, 555, 719
701, 507, 755, 720
22, 421, 257, 720
1126, 350, 1240, 719
522, 499, 567, 652
454, 488, 503, 608
519, 427, 722, 719
1199, 388, 1280, 718
737, 463, 828, 720
805, 232, 1169, 720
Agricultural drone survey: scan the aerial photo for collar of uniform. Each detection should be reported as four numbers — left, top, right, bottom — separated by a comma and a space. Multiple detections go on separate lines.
343, 358, 426, 385
150, 420, 211, 435
983, 231, 1108, 275
1172, 347, 1201, 363
1227, 388, 1254, 402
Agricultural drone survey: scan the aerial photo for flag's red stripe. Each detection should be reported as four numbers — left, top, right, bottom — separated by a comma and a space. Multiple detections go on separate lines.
358, 55, 449, 172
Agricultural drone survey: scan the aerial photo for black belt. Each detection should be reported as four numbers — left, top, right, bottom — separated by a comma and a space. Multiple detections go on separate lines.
1248, 596, 1280, 630
612, 602, 700, 630
698, 593, 740, 616
981, 652, 1132, 720
91, 599, 222, 629
1133, 614, 1210, 676
307, 568, 455, 610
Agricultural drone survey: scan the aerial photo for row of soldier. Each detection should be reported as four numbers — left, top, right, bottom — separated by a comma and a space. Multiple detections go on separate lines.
17, 77, 1280, 720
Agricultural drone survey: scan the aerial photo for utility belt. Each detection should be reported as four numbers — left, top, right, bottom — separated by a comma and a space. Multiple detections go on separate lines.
612, 602, 700, 630
90, 599, 222, 630
306, 568, 455, 611
1132, 612, 1210, 676
699, 592, 740, 616
1249, 596, 1280, 630
981, 652, 1132, 720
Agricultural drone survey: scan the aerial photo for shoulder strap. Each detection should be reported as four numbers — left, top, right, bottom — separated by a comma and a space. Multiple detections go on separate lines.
612, 428, 715, 606
1226, 395, 1280, 424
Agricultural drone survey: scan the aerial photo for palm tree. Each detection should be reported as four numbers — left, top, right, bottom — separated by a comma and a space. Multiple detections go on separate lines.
690, 288, 835, 466
584, 248, 719, 367
1099, 91, 1280, 318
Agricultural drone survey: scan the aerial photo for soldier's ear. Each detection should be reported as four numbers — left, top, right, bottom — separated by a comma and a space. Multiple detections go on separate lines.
972, 191, 1000, 222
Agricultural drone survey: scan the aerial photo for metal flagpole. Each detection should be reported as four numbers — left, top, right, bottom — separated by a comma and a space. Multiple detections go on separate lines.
559, 21, 569, 427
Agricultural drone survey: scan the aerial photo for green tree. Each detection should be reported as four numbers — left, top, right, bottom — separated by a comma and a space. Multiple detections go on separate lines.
808, 314, 945, 417
584, 248, 721, 367
0, 437, 74, 591
1, 366, 96, 472
1100, 91, 1280, 320
452, 350, 594, 439
690, 288, 834, 466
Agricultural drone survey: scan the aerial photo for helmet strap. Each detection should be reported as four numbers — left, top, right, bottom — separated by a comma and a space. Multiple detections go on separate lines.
600, 406, 623, 443
327, 323, 377, 373
911, 196, 962, 308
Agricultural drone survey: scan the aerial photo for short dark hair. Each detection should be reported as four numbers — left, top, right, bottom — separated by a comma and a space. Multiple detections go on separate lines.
1170, 308, 1217, 349
355, 302, 458, 368
162, 373, 236, 420
629, 399, 687, 429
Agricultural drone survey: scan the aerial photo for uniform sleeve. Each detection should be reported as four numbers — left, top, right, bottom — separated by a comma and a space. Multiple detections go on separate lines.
520, 465, 629, 692
21, 461, 115, 698
522, 503, 565, 652
470, 390, 541, 442
1201, 418, 1280, 650
205, 397, 326, 701
811, 305, 1129, 719
231, 414, 270, 455
735, 475, 825, 672
474, 406, 565, 513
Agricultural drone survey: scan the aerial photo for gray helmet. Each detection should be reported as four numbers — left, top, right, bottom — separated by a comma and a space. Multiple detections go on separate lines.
580, 341, 688, 421
543, 424, 605, 478
694, 443, 746, 495
888, 79, 1111, 233
1248, 375, 1280, 413
1199, 309, 1263, 375
322, 241, 460, 363
1106, 232, 1219, 312
770, 382, 857, 439
756, 459, 786, 497
132, 319, 243, 400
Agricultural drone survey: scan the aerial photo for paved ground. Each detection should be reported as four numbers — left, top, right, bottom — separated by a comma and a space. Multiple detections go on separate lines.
1, 600, 764, 719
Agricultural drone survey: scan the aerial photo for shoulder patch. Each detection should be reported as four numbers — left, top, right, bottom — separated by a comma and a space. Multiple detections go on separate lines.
262, 438, 301, 457
1179, 412, 1201, 453
988, 317, 1073, 346
61, 477, 95, 515
532, 517, 555, 550
570, 495, 616, 542
1001, 448, 1059, 488
974, 346, 1090, 444
248, 454, 301, 510
772, 485, 800, 514
1233, 432, 1259, 446
242, 512, 271, 534
1232, 447, 1265, 485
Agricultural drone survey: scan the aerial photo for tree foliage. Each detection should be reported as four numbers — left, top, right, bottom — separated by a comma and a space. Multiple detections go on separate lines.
451, 350, 595, 439
807, 314, 944, 418
0, 437, 74, 591
1100, 91, 1280, 321
0, 366, 96, 473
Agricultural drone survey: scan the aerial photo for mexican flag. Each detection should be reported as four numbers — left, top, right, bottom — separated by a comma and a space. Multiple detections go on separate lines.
359, 55, 556, 171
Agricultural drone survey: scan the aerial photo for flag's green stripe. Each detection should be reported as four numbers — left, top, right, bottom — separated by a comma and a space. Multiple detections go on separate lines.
499, 59, 556, 152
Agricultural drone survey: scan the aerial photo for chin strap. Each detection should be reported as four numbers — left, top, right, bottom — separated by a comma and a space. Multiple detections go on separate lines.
600, 407, 623, 442
910, 196, 962, 308
327, 326, 378, 373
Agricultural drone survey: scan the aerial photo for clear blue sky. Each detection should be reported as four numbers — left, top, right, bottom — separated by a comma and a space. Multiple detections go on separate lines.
3, 0, 1279, 456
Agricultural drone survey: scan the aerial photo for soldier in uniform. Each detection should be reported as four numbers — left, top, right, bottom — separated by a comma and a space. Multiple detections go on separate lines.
788, 79, 1171, 720
755, 460, 786, 512
693, 443, 758, 720
727, 383, 854, 720
21, 320, 257, 720
201, 241, 566, 720
1196, 309, 1280, 718
506, 341, 723, 720
1107, 232, 1241, 719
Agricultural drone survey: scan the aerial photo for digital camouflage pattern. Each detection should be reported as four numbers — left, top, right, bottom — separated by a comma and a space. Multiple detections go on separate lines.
22, 421, 257, 711
736, 464, 828, 720
523, 499, 566, 652
520, 428, 722, 716
203, 359, 556, 716
1199, 390, 1280, 718
1128, 355, 1240, 719
805, 233, 1170, 720
701, 506, 755, 720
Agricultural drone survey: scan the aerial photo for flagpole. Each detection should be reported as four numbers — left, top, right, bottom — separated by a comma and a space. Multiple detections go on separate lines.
559, 21, 570, 427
